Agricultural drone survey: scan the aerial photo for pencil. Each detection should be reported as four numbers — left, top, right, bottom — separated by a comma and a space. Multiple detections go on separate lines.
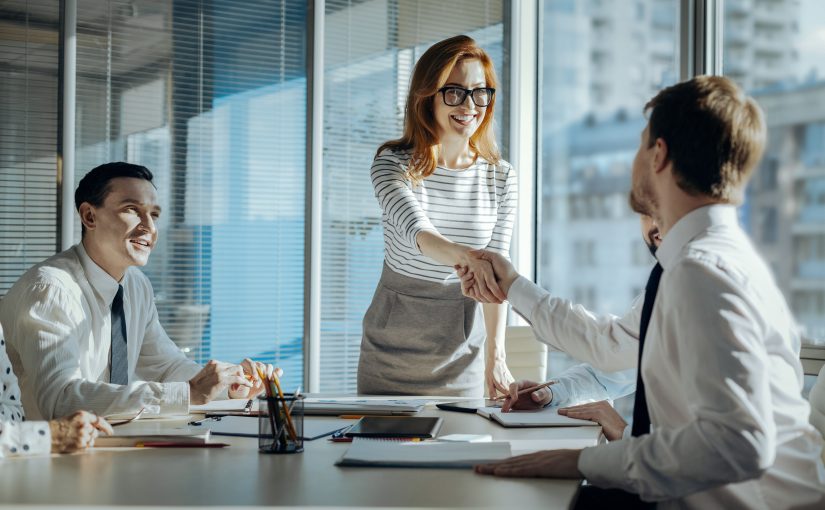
256, 367, 281, 447
271, 374, 298, 442
494, 380, 556, 401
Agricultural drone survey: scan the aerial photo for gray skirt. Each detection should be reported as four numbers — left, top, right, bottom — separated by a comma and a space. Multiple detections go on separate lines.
358, 264, 485, 397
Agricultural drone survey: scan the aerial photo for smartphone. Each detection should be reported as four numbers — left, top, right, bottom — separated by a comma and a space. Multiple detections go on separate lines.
435, 399, 499, 414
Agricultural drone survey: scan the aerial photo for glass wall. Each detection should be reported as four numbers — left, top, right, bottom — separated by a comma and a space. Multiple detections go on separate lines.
724, 0, 825, 346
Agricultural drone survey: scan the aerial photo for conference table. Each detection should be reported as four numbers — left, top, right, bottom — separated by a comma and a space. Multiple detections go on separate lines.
0, 401, 602, 509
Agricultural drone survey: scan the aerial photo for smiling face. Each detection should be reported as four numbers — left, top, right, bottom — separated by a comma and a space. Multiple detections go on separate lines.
79, 177, 160, 280
433, 58, 488, 145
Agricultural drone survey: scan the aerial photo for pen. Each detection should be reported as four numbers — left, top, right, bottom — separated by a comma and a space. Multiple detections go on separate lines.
136, 442, 229, 448
188, 416, 222, 426
494, 380, 557, 401
338, 415, 366, 419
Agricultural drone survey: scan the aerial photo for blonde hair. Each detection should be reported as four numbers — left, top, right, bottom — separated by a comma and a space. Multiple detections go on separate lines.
377, 35, 500, 185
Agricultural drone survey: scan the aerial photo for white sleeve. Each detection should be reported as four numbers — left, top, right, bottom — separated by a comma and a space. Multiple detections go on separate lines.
551, 363, 637, 407
508, 276, 641, 372
0, 331, 51, 458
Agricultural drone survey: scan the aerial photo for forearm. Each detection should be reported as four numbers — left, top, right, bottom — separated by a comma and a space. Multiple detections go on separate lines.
416, 230, 471, 267
482, 302, 508, 359
44, 378, 189, 419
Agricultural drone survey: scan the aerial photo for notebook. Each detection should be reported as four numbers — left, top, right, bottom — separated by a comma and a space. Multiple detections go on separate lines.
196, 415, 351, 441
95, 429, 212, 447
477, 406, 599, 428
336, 438, 512, 468
345, 416, 443, 439
302, 398, 427, 416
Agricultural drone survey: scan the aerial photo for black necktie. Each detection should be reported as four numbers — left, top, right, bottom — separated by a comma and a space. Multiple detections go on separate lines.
110, 285, 128, 385
631, 263, 663, 437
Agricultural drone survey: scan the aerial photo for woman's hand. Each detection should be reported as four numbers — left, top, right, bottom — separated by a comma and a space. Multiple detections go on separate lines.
49, 410, 113, 453
458, 252, 506, 304
232, 359, 283, 398
485, 356, 515, 400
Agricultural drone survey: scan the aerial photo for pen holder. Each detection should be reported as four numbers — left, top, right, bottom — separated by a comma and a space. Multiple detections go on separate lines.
258, 395, 304, 454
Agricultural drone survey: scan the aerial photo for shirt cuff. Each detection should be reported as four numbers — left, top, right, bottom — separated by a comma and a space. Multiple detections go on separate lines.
507, 276, 550, 321
621, 424, 632, 440
159, 382, 191, 415
547, 380, 569, 407
578, 440, 630, 491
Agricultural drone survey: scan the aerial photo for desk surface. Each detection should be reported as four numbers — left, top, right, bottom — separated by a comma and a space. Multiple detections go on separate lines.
0, 407, 601, 509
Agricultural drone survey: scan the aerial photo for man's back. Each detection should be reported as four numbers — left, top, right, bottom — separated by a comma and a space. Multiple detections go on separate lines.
645, 205, 824, 508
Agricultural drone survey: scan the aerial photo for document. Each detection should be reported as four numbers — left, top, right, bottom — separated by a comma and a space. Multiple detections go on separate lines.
336, 438, 512, 468
477, 406, 599, 428
190, 399, 256, 414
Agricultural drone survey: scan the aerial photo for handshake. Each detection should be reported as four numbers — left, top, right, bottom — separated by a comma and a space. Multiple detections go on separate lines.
453, 249, 521, 304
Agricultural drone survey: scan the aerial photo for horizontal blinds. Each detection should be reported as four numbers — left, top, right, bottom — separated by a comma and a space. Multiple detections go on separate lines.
0, 1, 59, 294
74, 0, 307, 388
320, 0, 506, 392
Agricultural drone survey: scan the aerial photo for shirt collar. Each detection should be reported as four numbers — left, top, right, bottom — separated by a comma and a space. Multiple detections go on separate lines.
75, 242, 122, 305
655, 204, 739, 271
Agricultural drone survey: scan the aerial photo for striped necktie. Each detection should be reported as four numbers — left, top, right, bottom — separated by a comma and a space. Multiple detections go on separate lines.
110, 285, 128, 385
631, 263, 663, 437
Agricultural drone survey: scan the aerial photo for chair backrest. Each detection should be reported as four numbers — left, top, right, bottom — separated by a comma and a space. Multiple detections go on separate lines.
809, 364, 825, 462
504, 326, 547, 383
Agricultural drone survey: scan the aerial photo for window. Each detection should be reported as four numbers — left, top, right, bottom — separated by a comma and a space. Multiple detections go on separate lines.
72, 0, 308, 387
0, 1, 59, 294
537, 0, 678, 317
724, 0, 825, 346
319, 0, 507, 392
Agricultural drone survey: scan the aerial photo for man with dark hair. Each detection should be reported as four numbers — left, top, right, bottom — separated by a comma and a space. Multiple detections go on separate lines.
467, 77, 825, 508
0, 162, 278, 420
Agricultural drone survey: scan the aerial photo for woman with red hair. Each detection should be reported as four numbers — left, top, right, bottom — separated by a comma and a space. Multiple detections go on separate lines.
359, 35, 517, 398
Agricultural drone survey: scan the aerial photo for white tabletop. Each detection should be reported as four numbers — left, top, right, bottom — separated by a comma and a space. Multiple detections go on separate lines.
0, 407, 601, 509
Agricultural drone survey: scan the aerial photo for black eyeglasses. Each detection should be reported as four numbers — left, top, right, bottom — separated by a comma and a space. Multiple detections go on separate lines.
437, 86, 495, 107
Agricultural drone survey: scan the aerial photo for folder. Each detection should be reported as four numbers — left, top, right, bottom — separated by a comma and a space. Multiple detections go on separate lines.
477, 406, 599, 428
336, 438, 512, 468
344, 416, 443, 439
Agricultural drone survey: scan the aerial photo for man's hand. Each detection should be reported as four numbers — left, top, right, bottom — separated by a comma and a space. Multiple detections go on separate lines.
455, 250, 520, 303
49, 410, 113, 453
475, 449, 583, 478
188, 360, 251, 405
230, 359, 284, 399
501, 380, 553, 412
485, 357, 515, 399
559, 400, 627, 441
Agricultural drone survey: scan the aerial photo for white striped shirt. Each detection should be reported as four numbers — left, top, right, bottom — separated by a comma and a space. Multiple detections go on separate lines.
371, 148, 517, 283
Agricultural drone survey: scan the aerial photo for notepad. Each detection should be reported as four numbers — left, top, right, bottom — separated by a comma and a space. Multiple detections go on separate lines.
345, 416, 443, 439
190, 399, 255, 414
336, 438, 512, 468
95, 430, 212, 447
302, 398, 427, 416
477, 406, 599, 428
198, 415, 351, 441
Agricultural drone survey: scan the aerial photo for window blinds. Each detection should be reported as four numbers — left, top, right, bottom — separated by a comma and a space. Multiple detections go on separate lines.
73, 0, 307, 388
0, 1, 59, 294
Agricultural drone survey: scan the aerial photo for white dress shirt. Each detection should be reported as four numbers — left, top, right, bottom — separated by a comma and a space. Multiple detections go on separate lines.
0, 243, 202, 420
510, 205, 825, 509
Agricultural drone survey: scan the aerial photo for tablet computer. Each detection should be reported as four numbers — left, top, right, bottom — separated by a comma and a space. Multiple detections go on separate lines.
436, 399, 499, 414
344, 416, 443, 439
